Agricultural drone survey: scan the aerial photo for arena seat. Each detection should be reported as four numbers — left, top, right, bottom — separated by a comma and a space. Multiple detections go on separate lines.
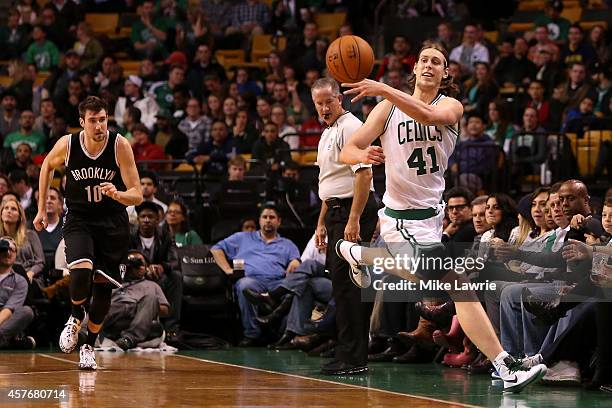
177, 245, 239, 336
517, 0, 546, 11
85, 13, 119, 35
251, 35, 287, 61
215, 50, 245, 69
560, 6, 582, 23
508, 22, 535, 33
315, 12, 347, 41
580, 21, 608, 30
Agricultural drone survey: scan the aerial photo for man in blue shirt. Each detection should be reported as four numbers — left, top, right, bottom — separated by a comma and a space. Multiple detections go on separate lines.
211, 205, 301, 345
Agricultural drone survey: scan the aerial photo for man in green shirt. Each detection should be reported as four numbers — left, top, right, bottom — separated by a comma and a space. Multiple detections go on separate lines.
534, 0, 571, 44
3, 110, 46, 155
24, 25, 60, 72
149, 65, 185, 111
131, 0, 172, 59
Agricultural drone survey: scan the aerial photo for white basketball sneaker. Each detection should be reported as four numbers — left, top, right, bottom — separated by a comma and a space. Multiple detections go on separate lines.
59, 316, 82, 353
79, 344, 97, 370
336, 239, 371, 288
498, 355, 547, 393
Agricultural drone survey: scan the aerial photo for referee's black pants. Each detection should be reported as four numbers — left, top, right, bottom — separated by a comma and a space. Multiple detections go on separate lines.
324, 193, 378, 366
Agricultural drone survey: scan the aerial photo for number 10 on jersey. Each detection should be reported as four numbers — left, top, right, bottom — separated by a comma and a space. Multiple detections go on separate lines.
85, 185, 103, 202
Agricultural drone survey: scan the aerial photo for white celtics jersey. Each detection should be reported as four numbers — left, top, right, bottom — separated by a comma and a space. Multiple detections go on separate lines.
381, 93, 459, 210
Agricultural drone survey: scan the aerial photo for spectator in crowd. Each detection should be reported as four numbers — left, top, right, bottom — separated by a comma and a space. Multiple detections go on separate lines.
48, 0, 81, 34
442, 187, 477, 244
534, 0, 570, 44
561, 96, 597, 135
478, 193, 519, 267
509, 107, 548, 177
533, 48, 564, 99
486, 100, 516, 149
0, 236, 35, 350
6, 59, 33, 113
94, 55, 116, 89
232, 109, 258, 154
463, 62, 498, 119
164, 199, 203, 248
593, 67, 611, 115
588, 24, 611, 65
551, 62, 596, 130
0, 198, 44, 284
115, 76, 160, 131
375, 35, 417, 81
271, 104, 298, 150
286, 22, 321, 72
255, 96, 272, 131
449, 22, 490, 74
131, 124, 167, 169
0, 91, 21, 138
45, 50, 81, 104
0, 9, 30, 60
273, 81, 304, 126
131, 0, 171, 60
154, 110, 188, 160
186, 44, 227, 99
39, 5, 71, 52
449, 112, 499, 193
227, 155, 247, 182
102, 249, 169, 350
561, 24, 597, 69
211, 205, 301, 346
179, 98, 213, 159
525, 80, 551, 130
494, 37, 536, 88
235, 68, 262, 97
7, 143, 34, 177
126, 171, 168, 224
46, 115, 67, 152
188, 120, 233, 177
3, 110, 45, 155
252, 122, 292, 173
436, 22, 459, 52
0, 176, 12, 202
221, 97, 238, 129
150, 65, 186, 112
205, 93, 223, 121
201, 0, 232, 38
56, 78, 86, 128
129, 202, 181, 340
24, 25, 60, 72
7, 170, 34, 217
74, 22, 104, 71
33, 98, 56, 140
226, 0, 271, 37
35, 186, 63, 273
528, 25, 560, 64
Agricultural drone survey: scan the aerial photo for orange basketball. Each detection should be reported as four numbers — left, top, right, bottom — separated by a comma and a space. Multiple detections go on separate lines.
326, 35, 375, 84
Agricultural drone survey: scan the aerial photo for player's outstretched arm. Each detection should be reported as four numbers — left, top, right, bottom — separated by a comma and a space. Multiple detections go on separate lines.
33, 135, 69, 231
343, 79, 463, 126
101, 136, 143, 206
339, 100, 392, 165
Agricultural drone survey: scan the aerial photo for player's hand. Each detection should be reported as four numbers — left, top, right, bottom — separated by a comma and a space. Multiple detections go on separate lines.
100, 182, 122, 201
33, 211, 48, 232
342, 79, 388, 103
360, 145, 385, 165
315, 223, 327, 250
344, 217, 361, 243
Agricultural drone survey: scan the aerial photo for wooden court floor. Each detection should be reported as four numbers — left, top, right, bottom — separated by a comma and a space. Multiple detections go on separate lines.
0, 352, 475, 408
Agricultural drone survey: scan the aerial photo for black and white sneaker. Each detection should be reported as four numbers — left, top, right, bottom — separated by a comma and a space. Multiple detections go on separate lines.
59, 316, 82, 353
335, 239, 370, 288
498, 356, 547, 393
79, 344, 97, 370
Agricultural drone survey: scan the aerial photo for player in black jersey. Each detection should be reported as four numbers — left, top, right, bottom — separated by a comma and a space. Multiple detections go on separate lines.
34, 96, 142, 370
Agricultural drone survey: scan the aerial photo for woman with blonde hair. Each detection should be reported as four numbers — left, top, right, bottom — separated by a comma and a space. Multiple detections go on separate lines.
0, 198, 44, 283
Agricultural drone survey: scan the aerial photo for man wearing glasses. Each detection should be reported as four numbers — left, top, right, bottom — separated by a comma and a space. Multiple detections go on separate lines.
442, 187, 477, 246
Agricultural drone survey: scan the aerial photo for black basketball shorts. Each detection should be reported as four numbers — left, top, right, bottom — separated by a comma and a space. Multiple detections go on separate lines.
63, 210, 130, 282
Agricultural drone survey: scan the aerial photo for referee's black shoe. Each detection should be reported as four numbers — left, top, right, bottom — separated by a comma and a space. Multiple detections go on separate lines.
321, 359, 368, 375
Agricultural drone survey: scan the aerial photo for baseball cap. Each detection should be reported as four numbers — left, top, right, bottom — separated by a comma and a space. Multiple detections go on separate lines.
165, 51, 188, 68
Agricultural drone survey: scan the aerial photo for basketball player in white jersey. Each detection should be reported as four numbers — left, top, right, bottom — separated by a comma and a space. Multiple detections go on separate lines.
335, 42, 547, 393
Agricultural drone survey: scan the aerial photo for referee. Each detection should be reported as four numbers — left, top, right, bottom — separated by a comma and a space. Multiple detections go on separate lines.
312, 78, 378, 375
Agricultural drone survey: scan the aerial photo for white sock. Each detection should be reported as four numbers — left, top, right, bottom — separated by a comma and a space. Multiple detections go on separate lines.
492, 351, 511, 372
